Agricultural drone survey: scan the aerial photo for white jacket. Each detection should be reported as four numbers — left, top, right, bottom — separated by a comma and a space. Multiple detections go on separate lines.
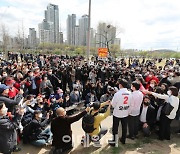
111, 88, 132, 118
129, 90, 143, 116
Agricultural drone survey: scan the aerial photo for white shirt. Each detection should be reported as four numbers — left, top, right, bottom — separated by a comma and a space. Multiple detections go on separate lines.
129, 90, 143, 116
140, 105, 148, 123
152, 92, 179, 119
111, 88, 132, 118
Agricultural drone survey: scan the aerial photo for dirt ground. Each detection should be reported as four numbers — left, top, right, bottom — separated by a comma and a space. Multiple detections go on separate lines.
15, 115, 180, 154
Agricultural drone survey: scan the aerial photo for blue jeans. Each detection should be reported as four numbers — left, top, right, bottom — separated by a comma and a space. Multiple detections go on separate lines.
31, 128, 52, 147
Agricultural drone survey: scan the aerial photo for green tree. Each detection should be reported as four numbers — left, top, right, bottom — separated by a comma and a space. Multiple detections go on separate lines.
110, 44, 120, 57
75, 47, 83, 55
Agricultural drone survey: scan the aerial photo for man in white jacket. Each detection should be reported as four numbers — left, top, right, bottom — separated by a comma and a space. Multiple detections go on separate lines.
128, 81, 143, 140
108, 79, 132, 146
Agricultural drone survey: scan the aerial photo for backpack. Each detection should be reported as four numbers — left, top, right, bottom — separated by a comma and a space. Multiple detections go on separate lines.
82, 110, 98, 133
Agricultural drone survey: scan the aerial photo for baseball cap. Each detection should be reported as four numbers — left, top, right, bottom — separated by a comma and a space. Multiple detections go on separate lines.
0, 84, 9, 93
5, 77, 15, 85
49, 94, 55, 99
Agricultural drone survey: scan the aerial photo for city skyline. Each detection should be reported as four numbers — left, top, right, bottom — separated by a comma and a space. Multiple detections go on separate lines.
0, 0, 180, 51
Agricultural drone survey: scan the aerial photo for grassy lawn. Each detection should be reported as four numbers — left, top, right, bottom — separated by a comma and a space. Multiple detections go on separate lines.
124, 58, 167, 68
98, 132, 180, 154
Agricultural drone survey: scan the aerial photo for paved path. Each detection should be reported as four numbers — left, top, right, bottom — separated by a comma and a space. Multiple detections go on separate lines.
17, 115, 113, 154
15, 115, 180, 154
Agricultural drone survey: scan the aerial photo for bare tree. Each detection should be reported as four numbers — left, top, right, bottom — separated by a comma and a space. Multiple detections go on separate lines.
15, 21, 25, 52
95, 22, 123, 57
21, 21, 25, 50
15, 26, 23, 50
0, 23, 10, 60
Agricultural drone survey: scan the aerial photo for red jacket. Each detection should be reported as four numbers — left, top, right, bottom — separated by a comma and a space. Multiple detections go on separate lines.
8, 87, 19, 98
145, 75, 159, 84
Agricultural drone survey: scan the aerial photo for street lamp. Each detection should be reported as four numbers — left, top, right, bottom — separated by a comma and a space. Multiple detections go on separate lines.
87, 0, 91, 64
95, 24, 111, 56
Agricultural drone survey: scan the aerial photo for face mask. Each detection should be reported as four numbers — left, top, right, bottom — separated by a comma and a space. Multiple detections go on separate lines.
38, 113, 43, 118
75, 91, 79, 95
59, 93, 63, 97
162, 75, 166, 78
145, 72, 149, 76
167, 90, 172, 96
150, 84, 155, 88
29, 73, 33, 77
1, 107, 8, 116
169, 73, 174, 76
3, 74, 7, 77
149, 75, 152, 78
48, 72, 52, 75
41, 103, 45, 107
52, 98, 56, 102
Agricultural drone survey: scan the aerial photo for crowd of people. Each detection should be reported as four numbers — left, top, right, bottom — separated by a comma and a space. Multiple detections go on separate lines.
0, 52, 179, 154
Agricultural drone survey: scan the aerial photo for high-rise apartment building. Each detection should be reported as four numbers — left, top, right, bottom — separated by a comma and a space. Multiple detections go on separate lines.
74, 26, 80, 46
79, 15, 89, 46
90, 28, 95, 47
67, 14, 76, 45
59, 32, 63, 44
38, 19, 50, 43
28, 28, 37, 48
38, 3, 59, 44
114, 38, 121, 47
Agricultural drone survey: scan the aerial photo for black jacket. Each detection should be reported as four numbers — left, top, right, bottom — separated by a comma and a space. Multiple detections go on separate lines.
51, 110, 86, 149
47, 74, 60, 90
29, 118, 50, 141
140, 105, 156, 127
0, 94, 23, 112
159, 77, 171, 86
0, 114, 21, 153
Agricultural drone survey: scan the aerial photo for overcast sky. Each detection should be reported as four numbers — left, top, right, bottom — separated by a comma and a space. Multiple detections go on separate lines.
0, 0, 180, 51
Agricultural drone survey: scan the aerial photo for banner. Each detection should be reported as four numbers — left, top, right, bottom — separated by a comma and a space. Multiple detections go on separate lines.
98, 48, 108, 58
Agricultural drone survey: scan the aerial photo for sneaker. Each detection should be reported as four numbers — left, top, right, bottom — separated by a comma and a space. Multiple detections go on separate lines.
108, 140, 116, 147
119, 138, 125, 144
13, 147, 21, 152
81, 136, 85, 145
127, 135, 135, 140
46, 142, 52, 147
176, 130, 180, 135
93, 141, 102, 147
158, 137, 164, 141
